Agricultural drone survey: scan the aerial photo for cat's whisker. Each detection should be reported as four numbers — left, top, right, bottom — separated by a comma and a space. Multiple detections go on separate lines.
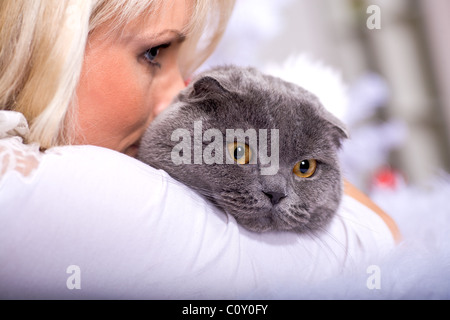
286, 207, 310, 223
275, 211, 301, 230
309, 225, 348, 264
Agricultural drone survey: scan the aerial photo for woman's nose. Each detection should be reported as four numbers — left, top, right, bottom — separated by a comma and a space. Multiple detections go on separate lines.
153, 69, 186, 116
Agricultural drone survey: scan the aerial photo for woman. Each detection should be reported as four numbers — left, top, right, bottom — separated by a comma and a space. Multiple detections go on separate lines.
0, 0, 399, 299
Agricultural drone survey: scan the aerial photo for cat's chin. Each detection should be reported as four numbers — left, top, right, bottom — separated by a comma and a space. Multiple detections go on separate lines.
234, 207, 312, 233
236, 216, 277, 233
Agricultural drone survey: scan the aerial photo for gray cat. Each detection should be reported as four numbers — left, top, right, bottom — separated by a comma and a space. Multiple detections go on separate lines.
137, 66, 348, 233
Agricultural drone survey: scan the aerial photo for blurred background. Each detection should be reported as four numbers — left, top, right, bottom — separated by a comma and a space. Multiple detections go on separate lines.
202, 0, 450, 194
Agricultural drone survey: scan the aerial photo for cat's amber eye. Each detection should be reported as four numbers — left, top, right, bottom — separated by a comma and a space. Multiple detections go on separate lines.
227, 142, 252, 165
293, 159, 317, 178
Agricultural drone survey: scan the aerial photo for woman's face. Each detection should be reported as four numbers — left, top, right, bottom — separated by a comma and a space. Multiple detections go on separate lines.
75, 0, 190, 157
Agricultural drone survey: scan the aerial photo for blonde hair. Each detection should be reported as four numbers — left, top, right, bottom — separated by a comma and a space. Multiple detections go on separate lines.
0, 0, 235, 149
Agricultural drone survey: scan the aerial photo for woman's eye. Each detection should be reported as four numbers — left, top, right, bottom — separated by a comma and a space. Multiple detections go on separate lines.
143, 43, 170, 67
227, 142, 252, 165
293, 159, 317, 178
144, 47, 160, 62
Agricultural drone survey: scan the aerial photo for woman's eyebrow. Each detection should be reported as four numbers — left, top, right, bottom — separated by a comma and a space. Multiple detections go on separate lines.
128, 29, 187, 45
158, 29, 187, 43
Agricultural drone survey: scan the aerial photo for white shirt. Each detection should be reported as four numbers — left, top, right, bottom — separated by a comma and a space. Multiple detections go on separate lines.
0, 112, 395, 299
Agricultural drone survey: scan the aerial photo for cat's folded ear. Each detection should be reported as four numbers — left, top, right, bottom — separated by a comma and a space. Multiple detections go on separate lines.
175, 75, 232, 108
183, 72, 240, 102
319, 108, 349, 148
192, 76, 230, 98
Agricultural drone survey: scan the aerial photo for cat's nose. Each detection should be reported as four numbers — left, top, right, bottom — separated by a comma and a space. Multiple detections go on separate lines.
263, 191, 287, 206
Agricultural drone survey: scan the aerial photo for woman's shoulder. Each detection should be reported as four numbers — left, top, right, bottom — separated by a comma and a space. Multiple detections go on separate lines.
0, 137, 161, 189
0, 137, 398, 299
0, 137, 43, 181
0, 138, 197, 219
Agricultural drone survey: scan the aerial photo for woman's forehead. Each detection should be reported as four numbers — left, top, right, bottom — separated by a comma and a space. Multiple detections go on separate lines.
122, 0, 193, 37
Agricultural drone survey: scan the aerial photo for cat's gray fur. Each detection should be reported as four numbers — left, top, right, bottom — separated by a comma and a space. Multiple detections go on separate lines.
138, 65, 348, 233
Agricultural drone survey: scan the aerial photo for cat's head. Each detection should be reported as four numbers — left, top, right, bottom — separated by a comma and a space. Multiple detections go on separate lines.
138, 65, 348, 233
